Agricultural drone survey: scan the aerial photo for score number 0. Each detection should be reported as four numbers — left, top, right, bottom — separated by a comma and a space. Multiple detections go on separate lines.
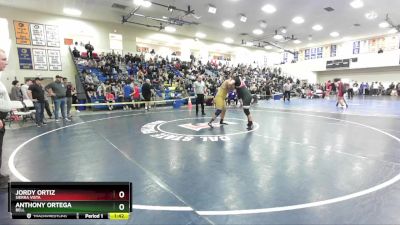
119, 191, 125, 211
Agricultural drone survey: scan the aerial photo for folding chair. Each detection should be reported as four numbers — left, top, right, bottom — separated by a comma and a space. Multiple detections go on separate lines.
9, 101, 34, 127
23, 99, 36, 115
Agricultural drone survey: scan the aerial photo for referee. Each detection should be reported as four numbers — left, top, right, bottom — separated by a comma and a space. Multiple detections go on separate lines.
193, 75, 206, 116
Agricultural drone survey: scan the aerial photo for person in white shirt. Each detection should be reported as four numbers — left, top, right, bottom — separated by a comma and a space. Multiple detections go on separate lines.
0, 49, 12, 186
20, 80, 32, 100
193, 75, 207, 116
283, 80, 292, 102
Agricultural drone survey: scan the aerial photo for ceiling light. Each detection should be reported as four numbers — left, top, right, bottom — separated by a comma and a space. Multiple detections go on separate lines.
293, 40, 302, 44
379, 21, 389, 28
195, 32, 206, 38
253, 29, 264, 35
350, 0, 364, 9
222, 20, 235, 28
246, 42, 253, 47
312, 24, 323, 31
142, 1, 152, 7
224, 37, 234, 44
208, 5, 217, 14
274, 34, 284, 40
133, 0, 152, 8
330, 31, 340, 37
261, 4, 276, 14
365, 11, 378, 20
264, 46, 273, 50
388, 28, 398, 34
240, 14, 247, 22
164, 26, 176, 33
259, 20, 268, 28
281, 28, 287, 34
63, 8, 82, 16
292, 16, 305, 24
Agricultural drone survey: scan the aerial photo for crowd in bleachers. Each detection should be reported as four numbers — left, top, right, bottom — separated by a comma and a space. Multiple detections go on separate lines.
71, 48, 400, 110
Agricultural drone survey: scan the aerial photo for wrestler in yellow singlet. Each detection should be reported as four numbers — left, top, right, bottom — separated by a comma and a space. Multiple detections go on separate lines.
208, 78, 235, 128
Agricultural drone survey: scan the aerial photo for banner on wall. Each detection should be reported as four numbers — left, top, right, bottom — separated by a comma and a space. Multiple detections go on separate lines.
353, 41, 360, 54
13, 21, 31, 45
46, 25, 60, 47
32, 49, 48, 70
293, 51, 299, 62
304, 49, 310, 60
47, 49, 62, 71
330, 45, 337, 57
317, 47, 323, 58
310, 48, 317, 59
17, 47, 33, 70
30, 23, 46, 46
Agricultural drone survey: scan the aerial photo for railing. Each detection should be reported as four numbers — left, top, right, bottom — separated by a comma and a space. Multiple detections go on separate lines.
68, 47, 87, 101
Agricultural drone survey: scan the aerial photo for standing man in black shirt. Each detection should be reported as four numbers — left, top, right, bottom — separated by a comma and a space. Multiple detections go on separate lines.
28, 78, 46, 127
141, 79, 153, 111
63, 78, 74, 118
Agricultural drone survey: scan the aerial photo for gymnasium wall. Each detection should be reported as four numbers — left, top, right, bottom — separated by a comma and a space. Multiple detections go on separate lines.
317, 66, 400, 87
280, 49, 400, 84
0, 6, 278, 91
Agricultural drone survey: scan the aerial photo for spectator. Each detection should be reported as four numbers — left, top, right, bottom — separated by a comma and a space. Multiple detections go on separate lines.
72, 47, 80, 58
141, 79, 153, 110
21, 79, 32, 100
123, 82, 132, 110
46, 75, 70, 122
10, 80, 22, 101
131, 83, 140, 109
28, 78, 46, 127
43, 85, 53, 119
63, 78, 74, 118
105, 89, 115, 111
85, 42, 94, 59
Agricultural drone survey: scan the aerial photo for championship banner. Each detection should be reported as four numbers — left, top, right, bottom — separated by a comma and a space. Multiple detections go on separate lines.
310, 48, 317, 59
30, 23, 46, 46
46, 25, 60, 47
14, 21, 31, 45
330, 45, 337, 57
304, 49, 310, 60
17, 47, 33, 70
47, 49, 62, 71
32, 49, 48, 70
317, 47, 323, 58
353, 41, 360, 54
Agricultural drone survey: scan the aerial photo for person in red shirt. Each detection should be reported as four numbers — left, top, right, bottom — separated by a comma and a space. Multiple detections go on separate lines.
105, 90, 115, 110
131, 83, 141, 109
325, 80, 332, 98
335, 78, 348, 108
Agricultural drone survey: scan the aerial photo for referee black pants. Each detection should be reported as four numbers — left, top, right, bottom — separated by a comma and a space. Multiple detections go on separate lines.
196, 94, 205, 114
284, 91, 291, 101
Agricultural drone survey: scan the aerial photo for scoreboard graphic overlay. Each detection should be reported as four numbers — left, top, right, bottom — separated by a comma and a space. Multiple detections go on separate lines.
8, 182, 132, 220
